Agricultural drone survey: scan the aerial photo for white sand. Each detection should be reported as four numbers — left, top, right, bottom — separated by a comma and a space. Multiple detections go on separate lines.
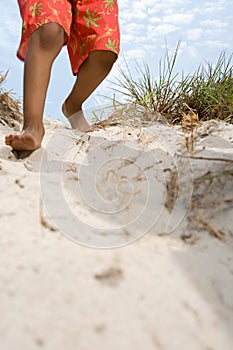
0, 117, 233, 350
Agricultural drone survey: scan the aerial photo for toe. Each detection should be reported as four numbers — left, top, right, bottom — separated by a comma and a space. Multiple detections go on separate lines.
4, 130, 42, 151
5, 134, 13, 145
86, 127, 95, 133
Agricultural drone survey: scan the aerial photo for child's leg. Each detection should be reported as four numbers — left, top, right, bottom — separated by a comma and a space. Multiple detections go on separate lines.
5, 23, 65, 151
63, 50, 117, 131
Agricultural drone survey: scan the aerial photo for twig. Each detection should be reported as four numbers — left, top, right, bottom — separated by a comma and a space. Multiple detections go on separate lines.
40, 200, 57, 232
195, 169, 233, 182
199, 219, 225, 242
180, 155, 233, 163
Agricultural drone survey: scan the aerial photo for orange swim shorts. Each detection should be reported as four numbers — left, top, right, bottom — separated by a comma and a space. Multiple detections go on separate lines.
17, 0, 120, 74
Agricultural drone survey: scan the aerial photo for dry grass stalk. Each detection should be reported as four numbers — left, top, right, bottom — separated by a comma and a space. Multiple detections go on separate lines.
194, 168, 233, 182
182, 156, 233, 163
181, 103, 200, 152
0, 71, 23, 129
164, 169, 179, 212
40, 200, 57, 232
199, 218, 225, 242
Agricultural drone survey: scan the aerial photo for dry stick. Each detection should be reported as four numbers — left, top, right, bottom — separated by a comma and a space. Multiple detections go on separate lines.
180, 155, 233, 163
190, 108, 195, 152
199, 218, 225, 242
195, 169, 233, 182
0, 70, 9, 85
40, 199, 57, 232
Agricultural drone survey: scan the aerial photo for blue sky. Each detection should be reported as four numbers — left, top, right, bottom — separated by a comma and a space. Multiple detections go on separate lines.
0, 0, 232, 121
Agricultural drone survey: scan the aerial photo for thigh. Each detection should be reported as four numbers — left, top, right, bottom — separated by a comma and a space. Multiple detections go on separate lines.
67, 0, 120, 75
17, 0, 73, 61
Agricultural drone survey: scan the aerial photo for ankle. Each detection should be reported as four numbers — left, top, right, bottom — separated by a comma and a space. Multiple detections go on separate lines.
63, 100, 82, 117
22, 122, 45, 135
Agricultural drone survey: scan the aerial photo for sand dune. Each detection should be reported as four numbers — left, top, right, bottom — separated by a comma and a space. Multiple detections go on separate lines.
0, 116, 233, 350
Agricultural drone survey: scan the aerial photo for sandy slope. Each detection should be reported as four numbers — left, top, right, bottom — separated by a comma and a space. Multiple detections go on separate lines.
0, 117, 233, 350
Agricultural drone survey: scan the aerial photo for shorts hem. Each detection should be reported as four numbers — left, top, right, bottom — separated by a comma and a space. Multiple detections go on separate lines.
71, 45, 120, 75
17, 20, 70, 62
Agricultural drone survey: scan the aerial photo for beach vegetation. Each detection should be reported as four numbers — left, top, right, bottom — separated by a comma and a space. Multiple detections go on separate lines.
92, 44, 233, 128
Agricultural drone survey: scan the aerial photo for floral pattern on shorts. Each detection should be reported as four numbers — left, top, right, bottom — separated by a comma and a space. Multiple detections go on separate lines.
17, 0, 120, 74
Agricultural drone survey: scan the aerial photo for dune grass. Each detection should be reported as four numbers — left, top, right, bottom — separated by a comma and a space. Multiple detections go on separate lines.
180, 52, 233, 123
0, 71, 22, 129
92, 45, 233, 127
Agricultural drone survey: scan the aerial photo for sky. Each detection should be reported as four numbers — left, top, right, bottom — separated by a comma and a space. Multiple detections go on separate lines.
0, 0, 232, 122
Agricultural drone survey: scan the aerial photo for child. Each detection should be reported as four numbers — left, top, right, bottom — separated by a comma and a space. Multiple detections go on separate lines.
5, 0, 120, 151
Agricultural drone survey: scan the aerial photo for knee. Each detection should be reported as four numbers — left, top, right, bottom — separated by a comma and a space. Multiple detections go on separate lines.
32, 23, 64, 51
89, 51, 117, 72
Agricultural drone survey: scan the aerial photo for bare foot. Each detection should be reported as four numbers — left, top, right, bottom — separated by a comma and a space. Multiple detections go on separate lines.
5, 127, 44, 151
62, 103, 93, 132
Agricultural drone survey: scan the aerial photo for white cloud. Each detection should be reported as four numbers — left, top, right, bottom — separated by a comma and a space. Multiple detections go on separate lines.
201, 19, 227, 30
124, 22, 145, 33
0, 0, 21, 52
149, 23, 178, 36
124, 48, 146, 60
201, 40, 230, 49
148, 17, 161, 24
163, 13, 194, 25
185, 28, 203, 41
